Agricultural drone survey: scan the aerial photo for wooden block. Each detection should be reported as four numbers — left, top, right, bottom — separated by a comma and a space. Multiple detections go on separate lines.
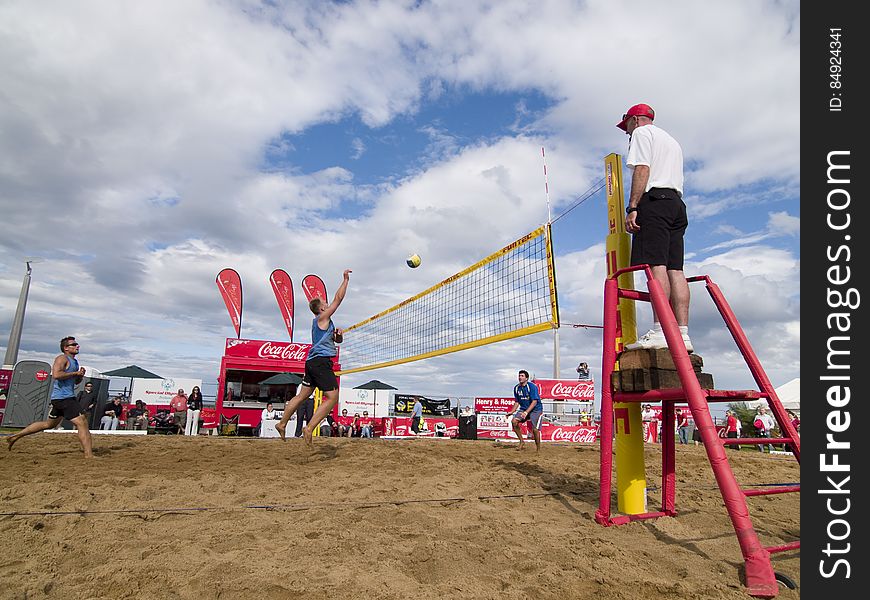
617, 348, 703, 371
611, 368, 714, 392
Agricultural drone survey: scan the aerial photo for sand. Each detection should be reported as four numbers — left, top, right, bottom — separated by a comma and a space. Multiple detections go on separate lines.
0, 433, 800, 599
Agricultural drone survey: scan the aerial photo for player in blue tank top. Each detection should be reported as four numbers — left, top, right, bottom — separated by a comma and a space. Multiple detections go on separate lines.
276, 269, 352, 445
7, 336, 94, 458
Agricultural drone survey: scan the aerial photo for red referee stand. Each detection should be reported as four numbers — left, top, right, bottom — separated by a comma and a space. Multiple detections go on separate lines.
596, 265, 800, 598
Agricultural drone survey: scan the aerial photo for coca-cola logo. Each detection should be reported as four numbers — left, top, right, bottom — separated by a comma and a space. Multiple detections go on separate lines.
257, 342, 309, 362
549, 382, 594, 400
549, 427, 597, 443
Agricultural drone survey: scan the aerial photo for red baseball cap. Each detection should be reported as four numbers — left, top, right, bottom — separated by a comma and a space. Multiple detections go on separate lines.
617, 103, 655, 131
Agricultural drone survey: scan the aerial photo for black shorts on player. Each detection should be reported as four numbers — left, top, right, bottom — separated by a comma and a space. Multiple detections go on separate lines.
48, 397, 85, 421
301, 356, 338, 392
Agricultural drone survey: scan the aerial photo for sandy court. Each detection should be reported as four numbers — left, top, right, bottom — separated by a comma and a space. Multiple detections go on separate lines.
1, 434, 799, 599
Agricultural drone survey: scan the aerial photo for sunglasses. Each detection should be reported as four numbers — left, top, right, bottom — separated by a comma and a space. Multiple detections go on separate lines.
66, 343, 80, 347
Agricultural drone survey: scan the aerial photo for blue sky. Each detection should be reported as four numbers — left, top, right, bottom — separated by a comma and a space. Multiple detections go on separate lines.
0, 0, 799, 412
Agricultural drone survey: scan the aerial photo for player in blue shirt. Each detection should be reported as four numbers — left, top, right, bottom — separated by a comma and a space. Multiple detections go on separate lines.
507, 369, 542, 452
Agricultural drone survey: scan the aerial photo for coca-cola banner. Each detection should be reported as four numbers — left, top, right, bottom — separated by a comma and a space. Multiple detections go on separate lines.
224, 338, 312, 362
216, 268, 243, 338
477, 420, 598, 443
394, 394, 452, 416
302, 274, 328, 303
532, 378, 594, 401
269, 269, 295, 341
474, 397, 515, 413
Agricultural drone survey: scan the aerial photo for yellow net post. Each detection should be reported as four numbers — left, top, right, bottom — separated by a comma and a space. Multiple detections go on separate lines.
312, 388, 322, 436
604, 153, 646, 515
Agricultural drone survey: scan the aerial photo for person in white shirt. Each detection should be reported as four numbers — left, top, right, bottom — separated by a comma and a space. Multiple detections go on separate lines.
754, 407, 777, 453
258, 402, 277, 438
619, 103, 693, 354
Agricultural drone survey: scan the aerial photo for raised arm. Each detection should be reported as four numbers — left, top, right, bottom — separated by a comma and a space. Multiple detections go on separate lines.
319, 269, 352, 324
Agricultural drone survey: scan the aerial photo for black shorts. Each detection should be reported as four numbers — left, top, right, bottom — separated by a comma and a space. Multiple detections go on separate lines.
48, 397, 84, 421
630, 189, 688, 271
301, 356, 338, 392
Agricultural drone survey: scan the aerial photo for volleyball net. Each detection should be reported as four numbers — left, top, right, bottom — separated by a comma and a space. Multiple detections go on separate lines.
338, 225, 559, 375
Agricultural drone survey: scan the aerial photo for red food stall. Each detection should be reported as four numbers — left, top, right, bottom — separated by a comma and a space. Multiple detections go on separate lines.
216, 338, 340, 429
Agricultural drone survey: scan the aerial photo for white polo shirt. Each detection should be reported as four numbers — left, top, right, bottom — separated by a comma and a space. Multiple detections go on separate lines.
626, 124, 684, 194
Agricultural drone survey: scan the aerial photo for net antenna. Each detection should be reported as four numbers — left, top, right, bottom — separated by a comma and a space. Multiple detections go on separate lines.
542, 146, 552, 224
338, 226, 560, 375
542, 147, 560, 377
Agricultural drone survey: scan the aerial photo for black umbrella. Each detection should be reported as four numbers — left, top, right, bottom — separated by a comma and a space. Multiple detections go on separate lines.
353, 380, 397, 418
259, 372, 303, 385
353, 380, 398, 390
102, 365, 163, 399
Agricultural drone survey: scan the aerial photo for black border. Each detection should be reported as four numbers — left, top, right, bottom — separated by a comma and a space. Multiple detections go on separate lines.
803, 3, 868, 597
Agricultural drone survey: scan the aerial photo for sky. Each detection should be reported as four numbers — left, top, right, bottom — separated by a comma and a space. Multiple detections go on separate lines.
0, 0, 800, 413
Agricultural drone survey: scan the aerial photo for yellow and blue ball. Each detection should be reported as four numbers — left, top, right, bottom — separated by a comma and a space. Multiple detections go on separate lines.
406, 254, 421, 268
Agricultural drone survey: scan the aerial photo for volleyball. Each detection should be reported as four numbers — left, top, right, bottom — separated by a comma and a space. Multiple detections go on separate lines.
406, 254, 421, 268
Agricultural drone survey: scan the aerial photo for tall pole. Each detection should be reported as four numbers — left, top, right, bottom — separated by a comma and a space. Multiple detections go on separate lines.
542, 147, 560, 378
3, 261, 33, 368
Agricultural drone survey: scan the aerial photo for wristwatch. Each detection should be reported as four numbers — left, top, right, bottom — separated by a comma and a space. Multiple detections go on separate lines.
626, 206, 638, 214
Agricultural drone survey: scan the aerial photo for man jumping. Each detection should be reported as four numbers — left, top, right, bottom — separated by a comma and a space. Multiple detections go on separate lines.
275, 269, 351, 446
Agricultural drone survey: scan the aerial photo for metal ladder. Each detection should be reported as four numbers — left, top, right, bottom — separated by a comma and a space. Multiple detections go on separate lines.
595, 265, 800, 598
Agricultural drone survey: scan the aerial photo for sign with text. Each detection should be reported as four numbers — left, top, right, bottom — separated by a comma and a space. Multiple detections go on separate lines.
131, 377, 203, 405
532, 378, 594, 401
224, 338, 313, 361
474, 397, 515, 413
477, 421, 598, 443
394, 394, 452, 416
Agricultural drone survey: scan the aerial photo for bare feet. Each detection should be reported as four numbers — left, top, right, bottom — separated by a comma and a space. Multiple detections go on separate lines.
6, 436, 18, 451
302, 425, 313, 447
516, 442, 525, 451
275, 421, 286, 441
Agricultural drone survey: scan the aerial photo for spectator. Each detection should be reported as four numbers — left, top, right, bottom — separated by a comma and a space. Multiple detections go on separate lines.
186, 386, 204, 436
335, 408, 351, 437
294, 395, 315, 438
724, 409, 740, 449
319, 414, 333, 438
76, 382, 98, 421
676, 408, 690, 444
410, 398, 423, 435
754, 407, 776, 453
261, 402, 277, 422
169, 389, 188, 435
788, 410, 800, 433
786, 410, 800, 452
100, 396, 123, 430
576, 362, 590, 380
360, 411, 373, 438
350, 413, 361, 437
127, 400, 149, 431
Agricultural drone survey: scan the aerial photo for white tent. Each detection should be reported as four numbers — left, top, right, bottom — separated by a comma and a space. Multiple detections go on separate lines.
744, 377, 800, 414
